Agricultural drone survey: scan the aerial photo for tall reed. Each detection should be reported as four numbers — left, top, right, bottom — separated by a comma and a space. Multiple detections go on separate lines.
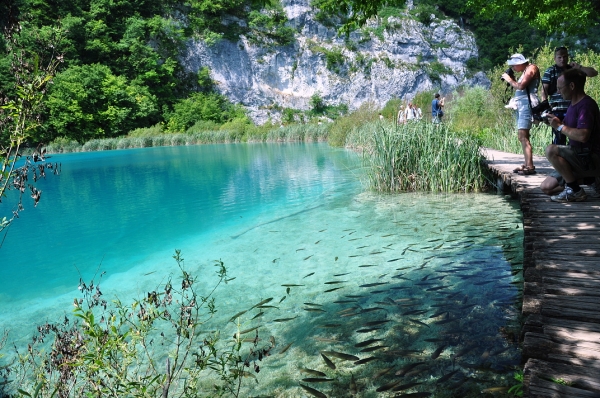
349, 121, 489, 193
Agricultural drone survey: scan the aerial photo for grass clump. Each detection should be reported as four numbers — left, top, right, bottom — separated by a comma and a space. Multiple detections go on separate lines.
349, 122, 489, 192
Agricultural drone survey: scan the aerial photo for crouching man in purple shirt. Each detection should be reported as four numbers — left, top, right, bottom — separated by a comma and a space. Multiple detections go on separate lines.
540, 68, 600, 202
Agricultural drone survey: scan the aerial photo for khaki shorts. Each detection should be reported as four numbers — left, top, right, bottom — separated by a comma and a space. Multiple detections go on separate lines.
550, 146, 600, 184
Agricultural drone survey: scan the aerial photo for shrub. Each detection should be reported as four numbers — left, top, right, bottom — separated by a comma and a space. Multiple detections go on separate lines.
0, 252, 274, 397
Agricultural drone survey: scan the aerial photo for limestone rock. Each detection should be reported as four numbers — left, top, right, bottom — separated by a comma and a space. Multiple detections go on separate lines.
181, 0, 489, 124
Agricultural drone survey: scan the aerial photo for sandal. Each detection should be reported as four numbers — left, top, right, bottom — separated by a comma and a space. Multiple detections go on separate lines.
513, 165, 526, 173
518, 166, 536, 175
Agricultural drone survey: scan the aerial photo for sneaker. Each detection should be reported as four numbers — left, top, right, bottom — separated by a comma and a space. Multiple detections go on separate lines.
551, 187, 588, 202
589, 182, 600, 198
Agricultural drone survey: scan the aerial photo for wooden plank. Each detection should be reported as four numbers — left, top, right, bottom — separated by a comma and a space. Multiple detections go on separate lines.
525, 359, 600, 393
527, 375, 600, 398
523, 332, 600, 364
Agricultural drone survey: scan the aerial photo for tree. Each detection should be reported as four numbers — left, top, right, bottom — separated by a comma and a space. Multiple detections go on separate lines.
45, 63, 159, 142
0, 21, 63, 238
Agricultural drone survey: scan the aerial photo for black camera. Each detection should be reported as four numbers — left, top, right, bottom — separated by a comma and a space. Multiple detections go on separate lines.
531, 100, 552, 122
501, 67, 515, 81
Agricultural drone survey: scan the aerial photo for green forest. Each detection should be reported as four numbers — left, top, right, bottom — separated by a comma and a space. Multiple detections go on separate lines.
2, 0, 594, 149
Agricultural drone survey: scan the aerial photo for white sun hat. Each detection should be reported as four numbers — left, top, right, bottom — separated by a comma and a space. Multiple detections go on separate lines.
507, 53, 529, 66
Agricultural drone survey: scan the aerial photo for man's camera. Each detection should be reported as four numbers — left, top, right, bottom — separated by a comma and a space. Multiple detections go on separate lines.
501, 67, 515, 81
531, 100, 552, 122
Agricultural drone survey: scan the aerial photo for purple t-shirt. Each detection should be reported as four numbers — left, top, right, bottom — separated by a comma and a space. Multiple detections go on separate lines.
564, 95, 600, 152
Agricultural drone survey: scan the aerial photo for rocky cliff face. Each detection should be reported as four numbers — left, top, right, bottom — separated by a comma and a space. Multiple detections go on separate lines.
181, 0, 489, 124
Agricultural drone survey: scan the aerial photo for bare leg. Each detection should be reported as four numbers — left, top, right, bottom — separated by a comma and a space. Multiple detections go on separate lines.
518, 128, 534, 168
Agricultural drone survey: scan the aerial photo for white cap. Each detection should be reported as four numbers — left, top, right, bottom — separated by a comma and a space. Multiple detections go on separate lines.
507, 53, 528, 66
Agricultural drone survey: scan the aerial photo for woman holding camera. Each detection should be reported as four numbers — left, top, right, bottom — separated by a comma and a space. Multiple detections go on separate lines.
502, 53, 541, 175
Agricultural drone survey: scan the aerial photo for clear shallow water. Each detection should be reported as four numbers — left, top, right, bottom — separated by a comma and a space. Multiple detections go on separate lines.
0, 143, 523, 397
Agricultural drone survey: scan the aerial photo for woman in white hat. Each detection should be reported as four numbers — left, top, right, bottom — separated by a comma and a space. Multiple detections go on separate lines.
502, 53, 541, 175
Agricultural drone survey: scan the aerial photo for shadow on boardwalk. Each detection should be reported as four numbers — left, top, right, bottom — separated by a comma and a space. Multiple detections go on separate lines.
483, 148, 600, 398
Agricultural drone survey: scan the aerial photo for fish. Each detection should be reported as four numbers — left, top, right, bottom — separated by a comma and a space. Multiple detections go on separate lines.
319, 229, 326, 232
281, 284, 305, 287
239, 326, 260, 335
348, 238, 361, 241
360, 307, 387, 314
392, 382, 422, 391
279, 342, 293, 354
273, 316, 298, 322
356, 327, 383, 333
425, 286, 447, 292
321, 351, 359, 361
355, 338, 385, 347
395, 362, 425, 376
381, 234, 394, 237
304, 302, 322, 307
408, 319, 430, 328
387, 258, 402, 262
356, 245, 369, 249
303, 272, 315, 278
334, 272, 350, 276
360, 345, 389, 352
279, 296, 287, 304
296, 248, 306, 252
302, 377, 335, 383
375, 379, 403, 392
299, 368, 326, 377
333, 300, 356, 304
345, 294, 365, 298
354, 356, 379, 365
359, 282, 389, 288
229, 310, 248, 322
430, 345, 447, 359
402, 309, 428, 316
359, 264, 378, 268
364, 320, 390, 326
348, 254, 361, 257
350, 373, 357, 395
250, 297, 273, 309
373, 366, 394, 379
370, 251, 383, 254
321, 353, 336, 369
316, 323, 342, 328
324, 287, 344, 293
315, 240, 321, 244
436, 369, 459, 383
144, 271, 156, 276
304, 307, 326, 313
304, 255, 313, 260
299, 384, 328, 398
251, 312, 264, 320
324, 281, 347, 284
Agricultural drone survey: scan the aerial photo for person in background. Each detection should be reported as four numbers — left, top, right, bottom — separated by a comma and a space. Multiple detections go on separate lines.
397, 104, 405, 124
501, 53, 541, 176
405, 102, 417, 122
431, 94, 444, 123
542, 46, 598, 145
540, 69, 600, 202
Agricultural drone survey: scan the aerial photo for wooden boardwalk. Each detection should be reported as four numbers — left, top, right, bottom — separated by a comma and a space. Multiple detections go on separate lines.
483, 148, 600, 398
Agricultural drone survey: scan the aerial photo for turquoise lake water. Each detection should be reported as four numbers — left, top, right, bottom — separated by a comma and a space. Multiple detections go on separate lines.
0, 143, 524, 396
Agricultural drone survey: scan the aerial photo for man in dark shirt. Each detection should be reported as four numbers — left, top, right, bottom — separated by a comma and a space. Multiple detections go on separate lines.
540, 68, 600, 202
541, 47, 597, 145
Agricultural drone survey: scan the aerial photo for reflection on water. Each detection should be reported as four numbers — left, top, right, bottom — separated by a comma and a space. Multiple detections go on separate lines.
0, 143, 523, 397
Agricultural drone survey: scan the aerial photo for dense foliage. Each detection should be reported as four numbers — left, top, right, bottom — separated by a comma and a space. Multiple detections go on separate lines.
0, 0, 294, 147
